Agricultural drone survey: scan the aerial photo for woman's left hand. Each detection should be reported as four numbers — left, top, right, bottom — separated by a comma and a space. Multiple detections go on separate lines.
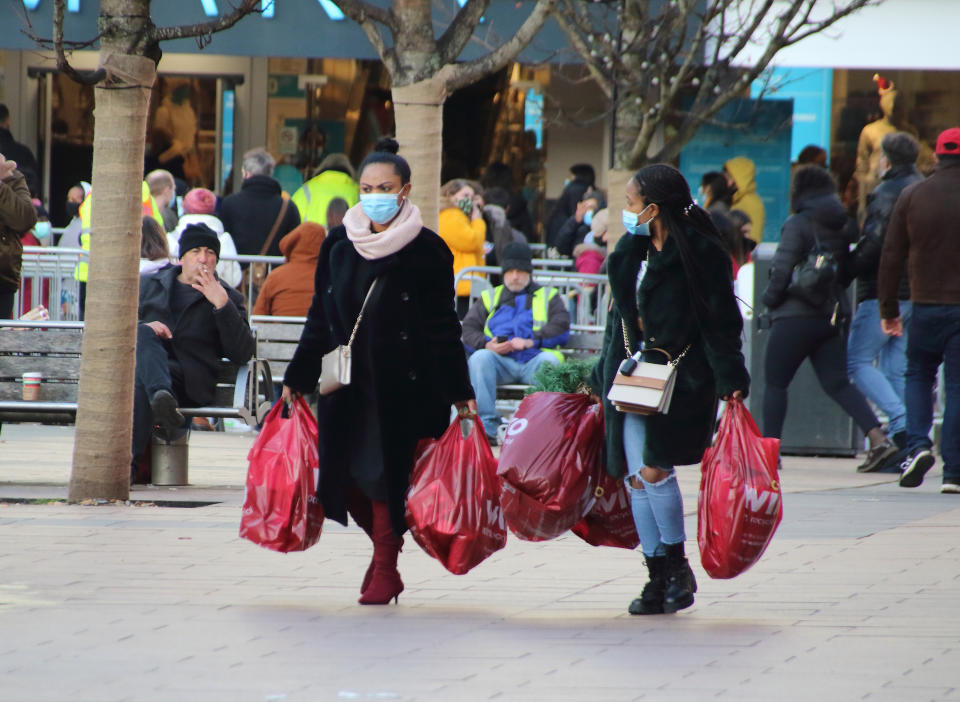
454, 399, 479, 417
722, 390, 744, 402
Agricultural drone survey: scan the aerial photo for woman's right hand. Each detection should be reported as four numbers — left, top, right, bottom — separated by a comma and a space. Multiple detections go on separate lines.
281, 385, 302, 405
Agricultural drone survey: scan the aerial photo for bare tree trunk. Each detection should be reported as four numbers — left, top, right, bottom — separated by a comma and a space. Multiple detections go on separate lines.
68, 52, 156, 501
391, 74, 451, 231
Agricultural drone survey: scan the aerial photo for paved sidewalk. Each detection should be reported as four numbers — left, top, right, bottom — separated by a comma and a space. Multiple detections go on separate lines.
1, 425, 959, 702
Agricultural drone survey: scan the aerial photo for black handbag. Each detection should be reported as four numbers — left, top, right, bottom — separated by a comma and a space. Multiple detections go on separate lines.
787, 224, 838, 308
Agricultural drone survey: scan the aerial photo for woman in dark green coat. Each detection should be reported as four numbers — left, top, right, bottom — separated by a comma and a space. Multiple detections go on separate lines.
589, 164, 750, 615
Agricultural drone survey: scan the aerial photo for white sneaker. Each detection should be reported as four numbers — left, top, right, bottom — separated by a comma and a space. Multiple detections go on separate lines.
940, 481, 960, 494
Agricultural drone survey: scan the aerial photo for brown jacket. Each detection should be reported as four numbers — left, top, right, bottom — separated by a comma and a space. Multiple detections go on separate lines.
252, 222, 325, 317
0, 171, 38, 293
878, 161, 960, 319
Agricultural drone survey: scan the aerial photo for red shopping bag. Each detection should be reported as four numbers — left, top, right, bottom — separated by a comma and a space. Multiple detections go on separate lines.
405, 415, 506, 575
239, 398, 324, 552
571, 471, 640, 549
698, 399, 782, 579
497, 392, 604, 541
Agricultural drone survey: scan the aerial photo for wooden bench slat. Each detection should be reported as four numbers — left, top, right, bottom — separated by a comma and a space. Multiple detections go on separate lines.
0, 356, 83, 380
256, 341, 299, 361
0, 329, 83, 354
254, 324, 304, 341
0, 381, 78, 402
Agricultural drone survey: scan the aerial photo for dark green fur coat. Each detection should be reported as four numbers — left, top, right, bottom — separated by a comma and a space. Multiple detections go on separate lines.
589, 231, 750, 475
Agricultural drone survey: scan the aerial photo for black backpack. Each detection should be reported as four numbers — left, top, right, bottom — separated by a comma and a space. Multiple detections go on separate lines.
787, 221, 839, 308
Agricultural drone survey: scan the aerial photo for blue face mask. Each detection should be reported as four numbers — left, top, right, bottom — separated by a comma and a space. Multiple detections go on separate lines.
622, 205, 652, 236
360, 193, 403, 225
34, 221, 52, 240
583, 209, 594, 227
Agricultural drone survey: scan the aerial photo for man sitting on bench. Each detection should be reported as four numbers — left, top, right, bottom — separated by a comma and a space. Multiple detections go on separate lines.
462, 241, 570, 445
133, 222, 255, 473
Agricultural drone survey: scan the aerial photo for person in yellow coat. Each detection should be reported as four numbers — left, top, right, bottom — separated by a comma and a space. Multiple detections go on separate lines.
438, 178, 487, 318
723, 156, 766, 245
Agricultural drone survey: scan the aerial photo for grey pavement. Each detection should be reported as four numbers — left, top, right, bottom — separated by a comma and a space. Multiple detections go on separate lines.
1, 423, 959, 702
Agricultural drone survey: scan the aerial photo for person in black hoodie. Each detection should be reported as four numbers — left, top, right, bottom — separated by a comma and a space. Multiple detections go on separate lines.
762, 166, 896, 472
219, 147, 300, 259
544, 163, 594, 249
847, 132, 923, 456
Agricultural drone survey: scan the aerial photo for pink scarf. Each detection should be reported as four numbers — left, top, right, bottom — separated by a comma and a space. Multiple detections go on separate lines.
343, 199, 423, 260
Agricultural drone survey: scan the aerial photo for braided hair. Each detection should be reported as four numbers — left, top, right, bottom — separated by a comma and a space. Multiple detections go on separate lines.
631, 164, 727, 318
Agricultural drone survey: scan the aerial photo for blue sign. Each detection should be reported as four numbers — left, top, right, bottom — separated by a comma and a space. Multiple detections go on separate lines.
523, 89, 543, 149
678, 98, 794, 242
752, 67, 833, 163
220, 87, 235, 192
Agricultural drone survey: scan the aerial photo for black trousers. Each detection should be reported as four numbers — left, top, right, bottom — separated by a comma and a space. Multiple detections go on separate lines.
132, 324, 189, 458
0, 290, 14, 319
763, 316, 880, 439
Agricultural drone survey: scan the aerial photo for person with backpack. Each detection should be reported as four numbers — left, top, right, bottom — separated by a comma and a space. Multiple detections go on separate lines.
761, 165, 896, 472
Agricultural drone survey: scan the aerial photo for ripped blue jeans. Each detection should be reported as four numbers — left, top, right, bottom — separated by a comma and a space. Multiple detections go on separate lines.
622, 412, 685, 558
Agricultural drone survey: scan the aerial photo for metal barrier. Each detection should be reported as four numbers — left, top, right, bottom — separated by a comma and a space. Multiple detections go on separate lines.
453, 265, 609, 332
15, 247, 87, 321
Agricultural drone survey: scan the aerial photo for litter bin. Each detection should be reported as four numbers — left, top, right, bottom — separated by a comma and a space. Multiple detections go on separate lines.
151, 431, 189, 485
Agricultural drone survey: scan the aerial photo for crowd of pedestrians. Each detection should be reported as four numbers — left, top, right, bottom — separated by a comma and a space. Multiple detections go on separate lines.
3, 100, 959, 614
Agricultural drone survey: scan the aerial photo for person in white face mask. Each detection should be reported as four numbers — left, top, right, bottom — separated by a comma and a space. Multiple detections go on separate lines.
281, 137, 477, 607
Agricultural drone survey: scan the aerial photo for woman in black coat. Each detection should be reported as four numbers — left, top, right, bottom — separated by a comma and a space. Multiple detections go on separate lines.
761, 166, 895, 473
589, 164, 750, 616
282, 138, 476, 606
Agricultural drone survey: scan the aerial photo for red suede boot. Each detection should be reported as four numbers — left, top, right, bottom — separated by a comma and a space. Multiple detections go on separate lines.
358, 500, 404, 605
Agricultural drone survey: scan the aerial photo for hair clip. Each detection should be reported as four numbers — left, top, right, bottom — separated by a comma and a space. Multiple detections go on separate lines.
682, 202, 694, 216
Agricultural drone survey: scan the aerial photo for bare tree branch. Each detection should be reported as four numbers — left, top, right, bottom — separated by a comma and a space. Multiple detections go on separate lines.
53, 0, 105, 85
443, 0, 557, 94
330, 0, 400, 74
437, 0, 491, 65
152, 0, 263, 45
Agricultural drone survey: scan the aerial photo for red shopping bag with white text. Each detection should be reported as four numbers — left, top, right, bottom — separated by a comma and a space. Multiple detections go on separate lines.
497, 392, 603, 541
698, 400, 782, 578
405, 415, 507, 574
240, 398, 324, 552
571, 470, 640, 549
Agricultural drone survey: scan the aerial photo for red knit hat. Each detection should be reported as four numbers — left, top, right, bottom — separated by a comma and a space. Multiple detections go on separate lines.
935, 128, 960, 156
183, 188, 217, 215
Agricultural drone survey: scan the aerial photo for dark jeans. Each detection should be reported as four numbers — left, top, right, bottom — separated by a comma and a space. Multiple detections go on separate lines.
0, 290, 14, 319
763, 316, 880, 439
132, 324, 188, 458
905, 304, 960, 480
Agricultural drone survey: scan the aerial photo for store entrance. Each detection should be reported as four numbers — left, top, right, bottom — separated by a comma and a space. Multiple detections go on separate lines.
34, 71, 235, 227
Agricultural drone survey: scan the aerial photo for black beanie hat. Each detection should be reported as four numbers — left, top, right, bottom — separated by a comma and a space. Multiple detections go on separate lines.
178, 222, 220, 259
501, 241, 533, 273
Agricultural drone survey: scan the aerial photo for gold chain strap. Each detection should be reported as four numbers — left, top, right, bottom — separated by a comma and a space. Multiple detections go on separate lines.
347, 279, 378, 348
622, 317, 690, 368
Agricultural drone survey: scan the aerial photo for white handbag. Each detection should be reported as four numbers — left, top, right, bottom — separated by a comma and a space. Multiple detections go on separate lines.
318, 280, 378, 396
607, 320, 689, 415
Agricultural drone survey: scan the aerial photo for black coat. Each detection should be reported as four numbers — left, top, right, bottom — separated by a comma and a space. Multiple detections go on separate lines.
589, 231, 749, 475
762, 188, 857, 321
0, 128, 40, 198
283, 225, 474, 536
220, 175, 301, 257
138, 266, 254, 406
545, 180, 590, 249
850, 164, 922, 303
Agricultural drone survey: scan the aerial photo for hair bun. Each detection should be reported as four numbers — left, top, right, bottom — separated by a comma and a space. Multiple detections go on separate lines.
373, 137, 400, 155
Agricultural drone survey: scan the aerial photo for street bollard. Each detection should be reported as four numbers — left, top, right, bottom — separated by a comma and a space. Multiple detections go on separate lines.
151, 431, 189, 486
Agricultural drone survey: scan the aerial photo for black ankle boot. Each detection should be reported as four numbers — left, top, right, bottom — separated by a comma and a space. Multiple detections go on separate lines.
628, 555, 667, 615
663, 542, 697, 613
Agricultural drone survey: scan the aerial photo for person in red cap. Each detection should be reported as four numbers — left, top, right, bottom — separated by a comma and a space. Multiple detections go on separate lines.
878, 127, 960, 493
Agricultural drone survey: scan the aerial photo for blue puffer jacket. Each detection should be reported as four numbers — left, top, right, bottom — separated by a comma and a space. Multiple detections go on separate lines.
461, 283, 571, 363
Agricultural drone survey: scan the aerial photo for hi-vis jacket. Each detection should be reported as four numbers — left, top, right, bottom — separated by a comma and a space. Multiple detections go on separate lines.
75, 182, 163, 282
461, 282, 570, 363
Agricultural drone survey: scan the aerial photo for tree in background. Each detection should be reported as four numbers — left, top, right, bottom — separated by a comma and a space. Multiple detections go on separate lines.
552, 0, 882, 221
30, 0, 262, 501
331, 0, 556, 229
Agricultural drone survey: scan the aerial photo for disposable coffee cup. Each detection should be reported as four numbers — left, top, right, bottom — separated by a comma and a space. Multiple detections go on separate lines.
22, 372, 42, 401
